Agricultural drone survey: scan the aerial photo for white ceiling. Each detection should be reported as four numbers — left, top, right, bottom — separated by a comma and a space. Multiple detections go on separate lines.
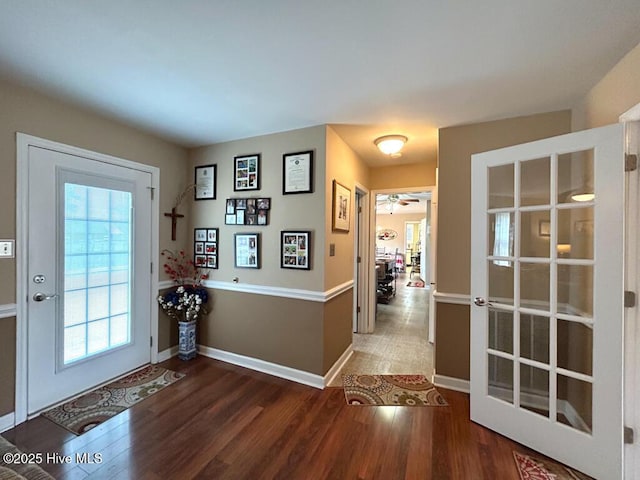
1, 1, 639, 166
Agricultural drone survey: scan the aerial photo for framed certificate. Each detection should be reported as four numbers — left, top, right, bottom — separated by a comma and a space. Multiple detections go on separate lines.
194, 164, 216, 200
283, 150, 313, 194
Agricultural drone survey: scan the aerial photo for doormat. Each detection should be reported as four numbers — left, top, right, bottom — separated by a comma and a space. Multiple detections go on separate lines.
343, 374, 448, 406
41, 365, 184, 435
406, 279, 425, 287
513, 451, 592, 480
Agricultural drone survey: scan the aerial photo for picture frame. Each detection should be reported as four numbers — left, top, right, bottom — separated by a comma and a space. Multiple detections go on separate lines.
234, 154, 260, 191
538, 220, 550, 237
195, 228, 218, 269
234, 233, 260, 268
195, 228, 207, 242
281, 231, 311, 270
332, 180, 351, 232
224, 197, 271, 226
283, 150, 313, 195
194, 164, 216, 200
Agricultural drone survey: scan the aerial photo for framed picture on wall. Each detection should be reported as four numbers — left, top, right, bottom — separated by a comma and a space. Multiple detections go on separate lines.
195, 228, 218, 269
282, 150, 313, 194
332, 180, 351, 232
235, 233, 260, 268
234, 154, 260, 191
194, 164, 216, 200
280, 231, 311, 270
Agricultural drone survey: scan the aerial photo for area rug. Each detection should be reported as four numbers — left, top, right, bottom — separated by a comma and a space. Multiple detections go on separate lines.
513, 451, 592, 480
41, 365, 184, 435
343, 374, 448, 406
407, 279, 425, 287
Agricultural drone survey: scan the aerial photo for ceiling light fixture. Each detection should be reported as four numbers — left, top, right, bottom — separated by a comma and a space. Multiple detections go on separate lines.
374, 135, 407, 158
570, 192, 595, 202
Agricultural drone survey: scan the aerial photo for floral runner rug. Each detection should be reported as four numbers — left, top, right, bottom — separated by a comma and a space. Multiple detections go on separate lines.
41, 365, 184, 435
513, 451, 592, 480
342, 374, 448, 406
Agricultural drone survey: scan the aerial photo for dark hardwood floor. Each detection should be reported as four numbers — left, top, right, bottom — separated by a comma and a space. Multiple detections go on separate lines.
4, 356, 544, 479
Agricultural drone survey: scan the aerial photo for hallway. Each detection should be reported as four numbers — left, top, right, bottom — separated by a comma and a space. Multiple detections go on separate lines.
330, 272, 434, 386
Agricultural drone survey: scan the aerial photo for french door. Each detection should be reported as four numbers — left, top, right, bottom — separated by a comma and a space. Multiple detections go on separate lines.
470, 123, 630, 478
26, 145, 152, 414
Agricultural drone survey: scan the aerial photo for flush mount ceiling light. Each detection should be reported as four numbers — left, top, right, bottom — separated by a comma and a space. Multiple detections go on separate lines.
571, 192, 595, 202
374, 135, 408, 158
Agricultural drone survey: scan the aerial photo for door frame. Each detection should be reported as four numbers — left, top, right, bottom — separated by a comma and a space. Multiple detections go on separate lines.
353, 183, 370, 333
367, 185, 436, 333
15, 133, 160, 424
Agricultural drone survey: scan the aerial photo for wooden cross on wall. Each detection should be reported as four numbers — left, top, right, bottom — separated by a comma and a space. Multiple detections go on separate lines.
164, 207, 184, 241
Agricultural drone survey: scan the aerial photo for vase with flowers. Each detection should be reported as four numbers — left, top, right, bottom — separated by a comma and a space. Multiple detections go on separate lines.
157, 249, 209, 360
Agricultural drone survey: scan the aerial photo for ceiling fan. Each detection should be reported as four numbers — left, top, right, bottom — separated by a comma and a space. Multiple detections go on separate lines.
377, 193, 421, 207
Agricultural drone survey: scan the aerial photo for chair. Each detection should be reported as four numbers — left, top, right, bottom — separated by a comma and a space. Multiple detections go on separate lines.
410, 254, 421, 278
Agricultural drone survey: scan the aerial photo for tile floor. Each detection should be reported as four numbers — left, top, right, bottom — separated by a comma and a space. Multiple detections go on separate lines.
329, 271, 434, 386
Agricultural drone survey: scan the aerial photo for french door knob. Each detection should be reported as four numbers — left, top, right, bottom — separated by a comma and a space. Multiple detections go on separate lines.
473, 296, 491, 307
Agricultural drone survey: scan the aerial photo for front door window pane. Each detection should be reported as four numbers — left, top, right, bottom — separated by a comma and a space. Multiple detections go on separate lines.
63, 183, 132, 365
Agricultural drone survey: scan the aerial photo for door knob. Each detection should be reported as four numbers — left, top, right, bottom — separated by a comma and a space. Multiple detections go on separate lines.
33, 292, 58, 302
474, 296, 491, 307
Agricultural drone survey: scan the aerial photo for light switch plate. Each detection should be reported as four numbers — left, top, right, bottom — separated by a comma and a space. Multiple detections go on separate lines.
0, 240, 15, 258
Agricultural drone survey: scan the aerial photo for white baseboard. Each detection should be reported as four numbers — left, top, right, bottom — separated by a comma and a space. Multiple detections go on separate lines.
197, 345, 325, 389
432, 374, 470, 393
323, 345, 353, 387
0, 412, 15, 433
157, 346, 179, 363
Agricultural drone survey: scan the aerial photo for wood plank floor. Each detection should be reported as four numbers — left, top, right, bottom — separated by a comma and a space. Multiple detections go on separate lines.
4, 356, 549, 479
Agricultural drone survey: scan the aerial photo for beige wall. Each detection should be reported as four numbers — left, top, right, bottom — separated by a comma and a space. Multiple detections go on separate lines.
435, 110, 572, 381
375, 212, 426, 255
189, 125, 327, 291
0, 78, 189, 416
186, 125, 359, 377
573, 41, 640, 130
324, 126, 370, 291
369, 161, 436, 190
437, 110, 572, 295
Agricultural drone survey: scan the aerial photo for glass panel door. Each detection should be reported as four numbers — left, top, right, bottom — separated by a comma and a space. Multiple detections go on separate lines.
470, 123, 626, 479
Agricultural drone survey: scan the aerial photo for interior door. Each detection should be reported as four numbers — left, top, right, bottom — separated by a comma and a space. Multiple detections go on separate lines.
470, 123, 629, 479
27, 145, 152, 414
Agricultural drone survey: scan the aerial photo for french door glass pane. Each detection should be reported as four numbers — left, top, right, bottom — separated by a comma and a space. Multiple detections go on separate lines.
557, 265, 593, 317
520, 263, 550, 310
488, 354, 513, 404
520, 364, 549, 418
520, 157, 550, 206
520, 314, 550, 364
557, 150, 594, 205
557, 320, 593, 376
489, 261, 514, 305
557, 207, 594, 259
488, 308, 513, 354
557, 374, 592, 434
63, 183, 132, 365
489, 164, 514, 209
520, 211, 550, 258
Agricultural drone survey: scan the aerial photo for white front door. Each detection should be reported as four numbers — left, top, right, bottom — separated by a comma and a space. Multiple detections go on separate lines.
470, 123, 629, 479
26, 145, 152, 414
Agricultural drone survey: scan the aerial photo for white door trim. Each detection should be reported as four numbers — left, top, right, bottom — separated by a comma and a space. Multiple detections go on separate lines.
15, 133, 160, 425
367, 185, 436, 333
353, 183, 370, 333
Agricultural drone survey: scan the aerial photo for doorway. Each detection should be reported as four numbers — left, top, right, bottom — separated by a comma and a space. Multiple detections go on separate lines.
16, 134, 159, 422
330, 186, 436, 385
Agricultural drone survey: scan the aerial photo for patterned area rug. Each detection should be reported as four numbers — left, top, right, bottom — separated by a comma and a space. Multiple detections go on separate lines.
42, 365, 184, 435
343, 374, 448, 406
513, 451, 592, 480
406, 279, 425, 287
